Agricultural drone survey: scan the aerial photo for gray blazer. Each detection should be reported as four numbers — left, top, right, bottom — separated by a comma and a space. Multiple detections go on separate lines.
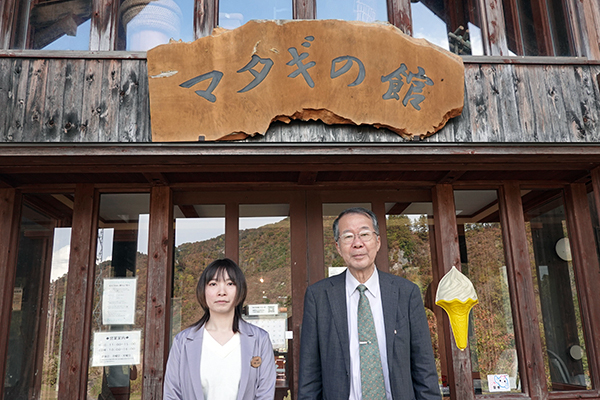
163, 319, 276, 400
298, 270, 441, 400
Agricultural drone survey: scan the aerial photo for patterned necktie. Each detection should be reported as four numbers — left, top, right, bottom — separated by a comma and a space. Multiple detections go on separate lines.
357, 284, 387, 400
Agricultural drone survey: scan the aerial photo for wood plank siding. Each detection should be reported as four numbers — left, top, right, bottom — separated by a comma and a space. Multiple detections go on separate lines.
0, 54, 598, 144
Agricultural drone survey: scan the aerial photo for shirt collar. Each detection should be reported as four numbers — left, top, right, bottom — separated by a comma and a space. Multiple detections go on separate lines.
345, 267, 380, 298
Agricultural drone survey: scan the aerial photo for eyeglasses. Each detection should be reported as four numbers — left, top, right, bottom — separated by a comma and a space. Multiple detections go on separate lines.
338, 231, 378, 245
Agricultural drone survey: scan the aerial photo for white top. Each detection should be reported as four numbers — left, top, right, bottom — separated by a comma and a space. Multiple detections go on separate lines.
200, 331, 242, 400
345, 269, 392, 400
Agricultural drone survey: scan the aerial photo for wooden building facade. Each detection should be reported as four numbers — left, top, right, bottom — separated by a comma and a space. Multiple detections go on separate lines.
1, 0, 600, 400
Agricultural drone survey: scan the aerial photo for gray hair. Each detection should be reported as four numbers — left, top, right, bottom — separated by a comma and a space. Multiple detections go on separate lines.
333, 207, 379, 242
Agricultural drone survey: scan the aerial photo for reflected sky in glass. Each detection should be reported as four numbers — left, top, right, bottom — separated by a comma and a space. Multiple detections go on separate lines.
43, 19, 91, 50
411, 2, 483, 55
219, 0, 292, 29
317, 0, 387, 21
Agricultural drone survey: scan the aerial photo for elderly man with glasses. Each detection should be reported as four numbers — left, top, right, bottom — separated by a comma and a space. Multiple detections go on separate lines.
298, 207, 440, 400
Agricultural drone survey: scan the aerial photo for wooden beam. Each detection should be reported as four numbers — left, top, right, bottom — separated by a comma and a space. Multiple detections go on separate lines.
431, 184, 474, 400
143, 172, 169, 186
289, 190, 309, 398
293, 0, 316, 19
497, 181, 546, 400
142, 185, 173, 400
387, 0, 412, 35
438, 170, 466, 184
90, 0, 119, 51
58, 184, 98, 399
0, 0, 18, 49
307, 192, 324, 284
195, 0, 217, 39
225, 202, 239, 263
564, 183, 600, 390
0, 188, 21, 400
298, 171, 318, 185
373, 200, 389, 273
478, 0, 508, 55
578, 0, 600, 59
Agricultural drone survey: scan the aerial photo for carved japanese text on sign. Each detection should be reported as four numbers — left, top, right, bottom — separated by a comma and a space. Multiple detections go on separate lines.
147, 20, 465, 141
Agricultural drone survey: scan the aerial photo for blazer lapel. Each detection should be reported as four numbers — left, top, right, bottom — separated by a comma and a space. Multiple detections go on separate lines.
237, 321, 255, 400
380, 272, 399, 374
326, 271, 351, 374
185, 326, 205, 400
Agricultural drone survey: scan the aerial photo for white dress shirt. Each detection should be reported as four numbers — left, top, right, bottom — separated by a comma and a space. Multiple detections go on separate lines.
346, 268, 392, 400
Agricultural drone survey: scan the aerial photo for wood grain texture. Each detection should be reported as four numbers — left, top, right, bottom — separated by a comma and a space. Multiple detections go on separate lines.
143, 186, 173, 400
387, 0, 412, 35
497, 182, 547, 400
563, 183, 600, 391
61, 59, 86, 141
0, 57, 599, 144
80, 59, 104, 142
431, 184, 474, 400
293, 0, 316, 19
43, 58, 67, 142
0, 188, 21, 396
90, 0, 119, 51
6, 58, 29, 142
58, 184, 98, 400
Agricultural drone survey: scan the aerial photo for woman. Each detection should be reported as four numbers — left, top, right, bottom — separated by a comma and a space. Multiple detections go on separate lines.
164, 258, 276, 400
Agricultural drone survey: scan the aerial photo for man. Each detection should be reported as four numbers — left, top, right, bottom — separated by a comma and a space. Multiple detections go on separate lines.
298, 207, 440, 400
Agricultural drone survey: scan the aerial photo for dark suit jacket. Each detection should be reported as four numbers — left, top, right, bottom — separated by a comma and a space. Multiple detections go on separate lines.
298, 269, 441, 400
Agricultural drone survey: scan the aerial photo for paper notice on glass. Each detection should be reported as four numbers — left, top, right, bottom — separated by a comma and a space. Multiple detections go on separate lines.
102, 278, 137, 325
92, 330, 141, 367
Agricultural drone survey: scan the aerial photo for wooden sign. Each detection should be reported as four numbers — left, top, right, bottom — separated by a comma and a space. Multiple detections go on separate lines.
147, 20, 464, 141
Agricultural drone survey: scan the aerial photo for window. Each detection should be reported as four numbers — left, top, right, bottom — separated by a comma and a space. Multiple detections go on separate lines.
411, 0, 484, 55
3, 193, 74, 399
503, 0, 574, 56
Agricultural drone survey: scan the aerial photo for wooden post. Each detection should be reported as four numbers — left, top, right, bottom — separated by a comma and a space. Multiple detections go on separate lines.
497, 181, 546, 400
58, 184, 98, 399
0, 0, 18, 49
431, 184, 474, 400
387, 0, 413, 35
90, 0, 119, 51
290, 191, 309, 398
306, 192, 325, 284
293, 0, 316, 19
142, 186, 173, 400
225, 202, 239, 263
564, 183, 600, 390
373, 201, 390, 273
0, 188, 21, 400
195, 0, 218, 39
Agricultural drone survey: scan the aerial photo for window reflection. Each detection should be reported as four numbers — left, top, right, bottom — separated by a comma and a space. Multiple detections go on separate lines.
86, 193, 150, 400
411, 0, 484, 55
503, 0, 573, 56
454, 190, 520, 394
219, 0, 292, 29
119, 0, 194, 51
22, 0, 92, 50
384, 201, 444, 394
238, 204, 291, 390
317, 0, 387, 22
4, 194, 73, 400
523, 189, 591, 390
172, 204, 226, 343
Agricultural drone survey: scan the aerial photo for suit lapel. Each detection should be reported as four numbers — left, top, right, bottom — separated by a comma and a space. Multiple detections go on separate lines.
185, 327, 205, 400
379, 272, 399, 374
326, 271, 351, 374
237, 321, 255, 400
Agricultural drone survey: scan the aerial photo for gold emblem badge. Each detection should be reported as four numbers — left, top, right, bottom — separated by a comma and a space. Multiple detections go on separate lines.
250, 356, 262, 368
